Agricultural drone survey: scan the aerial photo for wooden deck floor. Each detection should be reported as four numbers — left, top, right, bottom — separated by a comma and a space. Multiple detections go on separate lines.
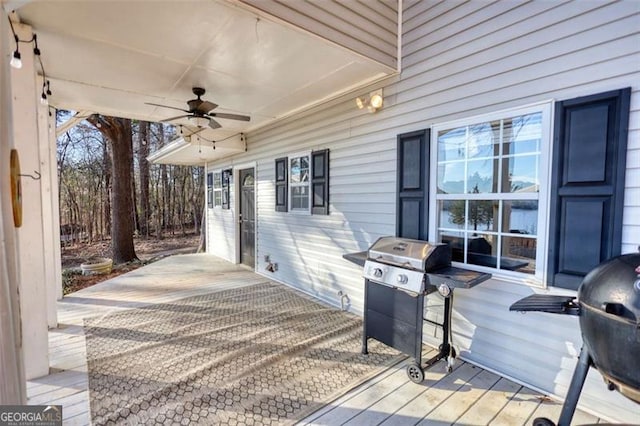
27, 254, 602, 425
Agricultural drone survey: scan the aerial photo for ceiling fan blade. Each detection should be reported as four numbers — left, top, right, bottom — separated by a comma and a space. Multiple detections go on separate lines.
145, 102, 189, 113
160, 114, 192, 122
208, 118, 222, 130
208, 112, 251, 122
197, 101, 218, 114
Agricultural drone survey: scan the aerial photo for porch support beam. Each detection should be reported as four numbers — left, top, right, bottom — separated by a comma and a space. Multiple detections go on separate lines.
10, 21, 50, 380
0, 7, 26, 404
36, 78, 62, 327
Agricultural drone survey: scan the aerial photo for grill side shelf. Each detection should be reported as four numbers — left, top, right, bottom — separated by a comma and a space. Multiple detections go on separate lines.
509, 294, 580, 315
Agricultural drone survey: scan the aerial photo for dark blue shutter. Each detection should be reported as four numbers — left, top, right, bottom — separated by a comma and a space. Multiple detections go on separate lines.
397, 129, 430, 240
311, 149, 329, 215
275, 157, 288, 212
548, 88, 631, 290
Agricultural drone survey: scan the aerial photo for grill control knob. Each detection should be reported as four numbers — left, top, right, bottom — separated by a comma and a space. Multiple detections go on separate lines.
373, 268, 383, 278
397, 274, 408, 285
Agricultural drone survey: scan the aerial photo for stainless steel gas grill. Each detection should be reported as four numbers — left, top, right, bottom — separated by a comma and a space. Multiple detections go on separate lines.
344, 236, 491, 383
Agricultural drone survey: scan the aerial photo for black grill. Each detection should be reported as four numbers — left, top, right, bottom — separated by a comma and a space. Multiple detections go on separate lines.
344, 236, 491, 382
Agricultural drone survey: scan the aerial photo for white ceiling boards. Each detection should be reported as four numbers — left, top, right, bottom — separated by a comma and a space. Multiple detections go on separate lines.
12, 0, 396, 159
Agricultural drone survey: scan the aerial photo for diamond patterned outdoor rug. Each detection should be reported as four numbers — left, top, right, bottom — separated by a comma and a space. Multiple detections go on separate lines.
84, 281, 403, 425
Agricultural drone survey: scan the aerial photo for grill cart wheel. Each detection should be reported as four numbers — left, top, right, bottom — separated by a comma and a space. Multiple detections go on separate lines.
532, 418, 555, 426
406, 363, 424, 383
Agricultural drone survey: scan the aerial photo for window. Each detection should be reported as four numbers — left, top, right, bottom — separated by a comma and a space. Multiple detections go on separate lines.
207, 171, 222, 208
431, 105, 551, 280
275, 150, 329, 215
289, 154, 310, 212
207, 172, 214, 208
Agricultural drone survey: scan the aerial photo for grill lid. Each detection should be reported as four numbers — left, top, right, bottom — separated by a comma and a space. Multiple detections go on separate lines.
578, 252, 640, 324
368, 236, 451, 271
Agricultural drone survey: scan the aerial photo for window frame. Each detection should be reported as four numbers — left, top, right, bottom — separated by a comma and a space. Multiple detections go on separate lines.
288, 151, 312, 214
210, 169, 223, 209
428, 102, 553, 287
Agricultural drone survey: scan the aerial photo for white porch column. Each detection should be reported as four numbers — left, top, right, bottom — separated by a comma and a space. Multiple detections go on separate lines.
10, 21, 50, 380
0, 10, 26, 403
37, 78, 62, 327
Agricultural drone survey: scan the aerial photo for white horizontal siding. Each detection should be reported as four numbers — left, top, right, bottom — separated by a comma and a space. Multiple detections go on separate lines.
239, 0, 398, 70
205, 167, 237, 263
205, 0, 640, 422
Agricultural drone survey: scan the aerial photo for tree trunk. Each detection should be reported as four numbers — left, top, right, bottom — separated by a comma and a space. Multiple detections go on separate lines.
88, 115, 138, 264
138, 121, 150, 237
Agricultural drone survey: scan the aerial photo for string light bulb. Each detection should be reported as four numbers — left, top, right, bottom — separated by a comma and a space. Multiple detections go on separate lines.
10, 41, 22, 69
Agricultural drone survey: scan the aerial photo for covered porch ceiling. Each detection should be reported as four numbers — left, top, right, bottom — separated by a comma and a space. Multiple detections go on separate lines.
8, 0, 396, 165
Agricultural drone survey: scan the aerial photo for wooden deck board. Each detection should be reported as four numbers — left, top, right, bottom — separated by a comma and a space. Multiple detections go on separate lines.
27, 254, 606, 425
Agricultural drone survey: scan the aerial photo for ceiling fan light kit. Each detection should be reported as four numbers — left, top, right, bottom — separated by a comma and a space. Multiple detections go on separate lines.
146, 87, 250, 130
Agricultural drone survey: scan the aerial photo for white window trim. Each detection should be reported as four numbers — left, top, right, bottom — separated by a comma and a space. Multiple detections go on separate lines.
288, 151, 311, 215
428, 102, 553, 288
210, 168, 223, 209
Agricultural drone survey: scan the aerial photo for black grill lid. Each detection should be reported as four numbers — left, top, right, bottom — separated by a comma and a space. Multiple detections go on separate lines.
578, 253, 640, 323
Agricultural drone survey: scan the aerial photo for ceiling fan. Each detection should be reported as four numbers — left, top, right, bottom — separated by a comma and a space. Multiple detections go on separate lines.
146, 87, 250, 130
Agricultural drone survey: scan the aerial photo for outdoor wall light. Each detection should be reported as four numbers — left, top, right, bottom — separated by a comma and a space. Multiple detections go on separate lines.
356, 89, 384, 113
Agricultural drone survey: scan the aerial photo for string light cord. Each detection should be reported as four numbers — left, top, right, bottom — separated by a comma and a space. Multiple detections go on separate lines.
7, 16, 52, 104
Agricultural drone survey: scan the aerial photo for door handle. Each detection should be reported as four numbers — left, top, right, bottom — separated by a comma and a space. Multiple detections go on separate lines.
238, 214, 243, 224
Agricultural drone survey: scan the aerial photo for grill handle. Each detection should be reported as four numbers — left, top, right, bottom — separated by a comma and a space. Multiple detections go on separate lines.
372, 255, 417, 270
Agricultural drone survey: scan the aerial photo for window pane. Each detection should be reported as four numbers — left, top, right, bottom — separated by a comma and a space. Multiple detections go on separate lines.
503, 200, 538, 235
290, 158, 300, 183
438, 127, 466, 161
300, 156, 309, 182
467, 121, 500, 160
501, 236, 536, 274
438, 200, 465, 229
502, 154, 539, 193
503, 113, 542, 155
213, 172, 222, 189
467, 200, 498, 232
467, 234, 498, 268
439, 231, 465, 263
291, 186, 309, 210
467, 158, 498, 193
214, 191, 222, 207
290, 156, 310, 183
437, 162, 465, 194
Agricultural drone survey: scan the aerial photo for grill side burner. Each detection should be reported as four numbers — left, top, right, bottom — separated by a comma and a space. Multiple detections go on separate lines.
345, 236, 490, 383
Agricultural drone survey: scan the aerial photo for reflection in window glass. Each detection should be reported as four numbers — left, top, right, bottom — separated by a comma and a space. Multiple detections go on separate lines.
503, 113, 542, 156
502, 155, 539, 193
467, 159, 498, 193
439, 231, 465, 263
438, 127, 466, 161
467, 200, 498, 232
212, 172, 223, 208
501, 236, 537, 274
435, 109, 544, 276
437, 162, 465, 194
290, 156, 309, 183
467, 121, 500, 159
290, 155, 310, 211
438, 200, 465, 229
502, 201, 538, 235
467, 234, 498, 269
